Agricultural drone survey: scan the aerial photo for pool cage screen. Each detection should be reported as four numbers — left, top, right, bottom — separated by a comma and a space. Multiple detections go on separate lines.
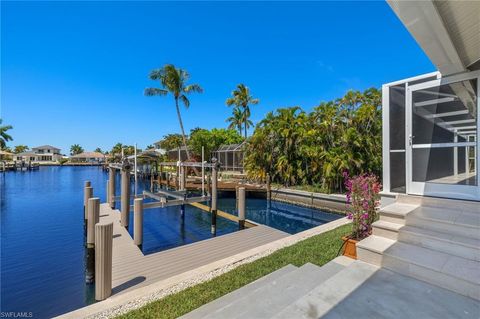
213, 143, 245, 172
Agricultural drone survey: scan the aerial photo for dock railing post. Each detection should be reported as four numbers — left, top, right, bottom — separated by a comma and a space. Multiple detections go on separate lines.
121, 161, 131, 228
84, 185, 93, 220
211, 159, 218, 235
134, 198, 143, 246
108, 167, 116, 209
87, 198, 100, 248
95, 222, 113, 301
238, 187, 246, 230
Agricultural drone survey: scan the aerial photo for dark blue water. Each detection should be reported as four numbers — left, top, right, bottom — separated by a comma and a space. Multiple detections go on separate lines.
0, 166, 341, 318
216, 195, 342, 234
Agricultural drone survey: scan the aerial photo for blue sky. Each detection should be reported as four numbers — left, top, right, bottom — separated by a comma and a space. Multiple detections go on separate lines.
1, 1, 434, 154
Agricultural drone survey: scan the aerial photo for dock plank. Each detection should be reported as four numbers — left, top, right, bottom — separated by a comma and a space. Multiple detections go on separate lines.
98, 203, 288, 296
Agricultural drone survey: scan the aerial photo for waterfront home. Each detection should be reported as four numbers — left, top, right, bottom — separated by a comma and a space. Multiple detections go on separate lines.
181, 2, 479, 317
15, 145, 62, 162
0, 149, 14, 161
70, 151, 106, 164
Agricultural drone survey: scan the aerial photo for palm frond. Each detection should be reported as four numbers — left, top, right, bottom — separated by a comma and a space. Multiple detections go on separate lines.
179, 94, 190, 108
184, 84, 203, 94
144, 88, 168, 96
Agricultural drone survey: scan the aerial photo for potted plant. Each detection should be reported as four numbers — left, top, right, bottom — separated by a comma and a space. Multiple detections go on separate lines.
342, 172, 381, 259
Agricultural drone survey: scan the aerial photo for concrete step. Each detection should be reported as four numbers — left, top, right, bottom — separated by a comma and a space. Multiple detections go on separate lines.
383, 241, 480, 300
399, 225, 480, 261
202, 259, 350, 319
397, 194, 480, 212
406, 206, 480, 239
356, 235, 395, 266
228, 260, 349, 319
379, 203, 419, 224
180, 264, 298, 319
273, 260, 379, 319
372, 220, 403, 240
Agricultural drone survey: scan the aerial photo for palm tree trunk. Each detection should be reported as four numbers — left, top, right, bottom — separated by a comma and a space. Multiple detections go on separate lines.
175, 98, 190, 160
244, 106, 247, 139
175, 98, 199, 175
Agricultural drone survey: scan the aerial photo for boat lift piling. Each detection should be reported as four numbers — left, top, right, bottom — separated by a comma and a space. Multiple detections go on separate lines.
238, 187, 246, 230
211, 158, 218, 235
134, 198, 143, 247
108, 167, 116, 209
120, 160, 131, 228
87, 197, 100, 248
84, 184, 93, 221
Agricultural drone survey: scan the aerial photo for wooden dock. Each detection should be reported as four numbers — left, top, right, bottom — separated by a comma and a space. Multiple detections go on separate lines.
99, 203, 289, 296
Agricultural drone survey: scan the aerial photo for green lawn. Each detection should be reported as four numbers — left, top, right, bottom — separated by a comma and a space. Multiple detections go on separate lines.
118, 223, 350, 319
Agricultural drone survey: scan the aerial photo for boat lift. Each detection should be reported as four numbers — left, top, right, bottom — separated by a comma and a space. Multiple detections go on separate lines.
106, 154, 221, 238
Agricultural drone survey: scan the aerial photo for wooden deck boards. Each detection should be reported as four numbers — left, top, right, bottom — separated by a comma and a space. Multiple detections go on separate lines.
99, 203, 289, 296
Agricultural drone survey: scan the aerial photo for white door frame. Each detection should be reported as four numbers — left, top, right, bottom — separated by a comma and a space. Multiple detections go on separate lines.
406, 70, 480, 200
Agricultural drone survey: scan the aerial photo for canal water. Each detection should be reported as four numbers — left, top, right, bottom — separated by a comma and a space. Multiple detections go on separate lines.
0, 166, 342, 318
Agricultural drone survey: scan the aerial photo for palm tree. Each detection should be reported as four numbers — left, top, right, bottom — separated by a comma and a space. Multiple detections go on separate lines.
226, 107, 244, 135
145, 64, 203, 163
0, 119, 13, 149
226, 84, 259, 139
111, 143, 123, 156
13, 145, 29, 154
70, 144, 84, 155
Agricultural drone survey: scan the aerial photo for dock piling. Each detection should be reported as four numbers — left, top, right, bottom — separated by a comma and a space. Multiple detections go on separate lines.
84, 186, 93, 220
108, 168, 116, 209
87, 198, 100, 248
211, 162, 218, 235
238, 187, 246, 230
121, 166, 131, 228
106, 179, 110, 206
134, 198, 143, 246
95, 222, 113, 301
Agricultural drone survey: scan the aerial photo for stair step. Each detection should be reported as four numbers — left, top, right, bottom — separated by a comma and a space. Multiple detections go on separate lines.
399, 225, 480, 261
380, 203, 418, 224
407, 206, 480, 238
356, 235, 395, 266
233, 261, 348, 319
397, 194, 480, 212
372, 220, 403, 240
180, 264, 297, 319
383, 242, 480, 300
203, 261, 346, 319
273, 261, 378, 319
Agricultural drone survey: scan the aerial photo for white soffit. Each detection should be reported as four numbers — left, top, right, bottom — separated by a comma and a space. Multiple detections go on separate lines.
387, 0, 480, 75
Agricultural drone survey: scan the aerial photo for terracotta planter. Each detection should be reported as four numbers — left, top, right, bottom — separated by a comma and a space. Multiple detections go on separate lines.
342, 236, 359, 259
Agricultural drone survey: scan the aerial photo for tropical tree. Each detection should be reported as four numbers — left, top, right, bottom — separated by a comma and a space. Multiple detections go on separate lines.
145, 64, 203, 163
157, 133, 184, 151
226, 106, 244, 135
145, 145, 154, 150
0, 119, 13, 149
189, 128, 243, 160
70, 144, 84, 155
244, 87, 382, 193
13, 145, 29, 154
94, 148, 103, 154
226, 84, 259, 139
111, 143, 123, 156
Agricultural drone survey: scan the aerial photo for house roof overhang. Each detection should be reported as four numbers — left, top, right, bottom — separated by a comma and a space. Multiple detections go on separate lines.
387, 0, 480, 76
